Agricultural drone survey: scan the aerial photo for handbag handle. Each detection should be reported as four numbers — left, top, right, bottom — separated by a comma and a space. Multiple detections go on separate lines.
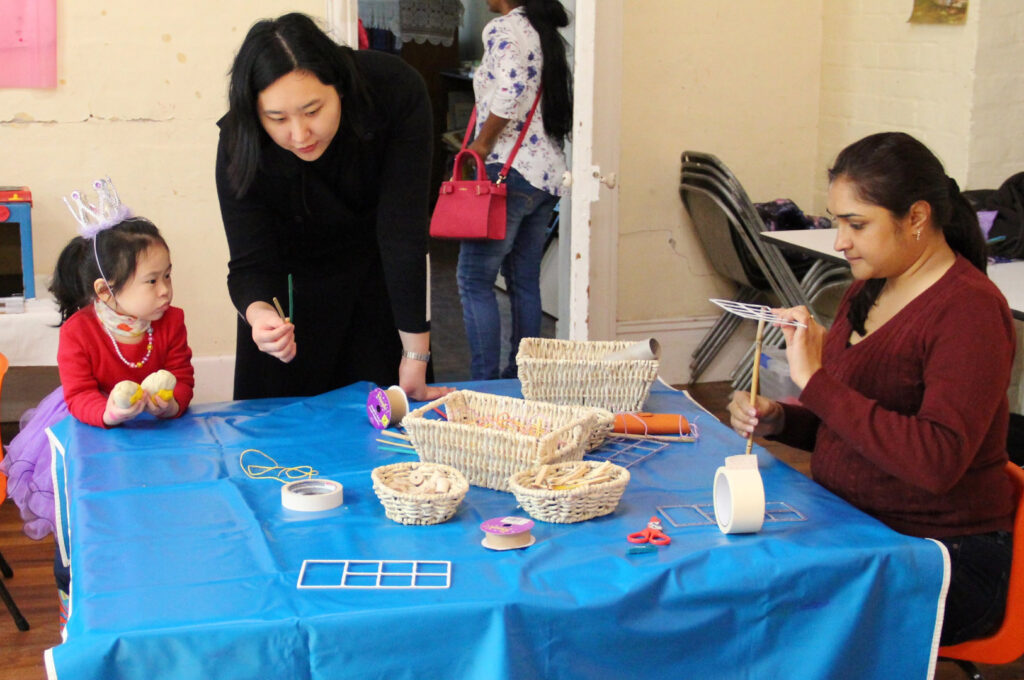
450, 148, 488, 182
460, 87, 543, 184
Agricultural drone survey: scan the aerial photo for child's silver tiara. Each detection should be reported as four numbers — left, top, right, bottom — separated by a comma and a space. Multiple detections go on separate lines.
63, 177, 132, 239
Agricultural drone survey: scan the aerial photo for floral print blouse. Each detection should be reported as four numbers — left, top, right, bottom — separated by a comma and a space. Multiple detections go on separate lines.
473, 7, 567, 196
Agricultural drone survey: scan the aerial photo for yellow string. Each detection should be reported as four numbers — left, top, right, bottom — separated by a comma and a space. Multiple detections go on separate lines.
239, 448, 318, 484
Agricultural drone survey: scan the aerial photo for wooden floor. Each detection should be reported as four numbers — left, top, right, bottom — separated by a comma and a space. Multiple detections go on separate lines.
0, 381, 1021, 679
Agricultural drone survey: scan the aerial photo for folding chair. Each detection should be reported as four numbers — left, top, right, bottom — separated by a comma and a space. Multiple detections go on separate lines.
681, 152, 851, 389
0, 351, 31, 631
680, 164, 780, 383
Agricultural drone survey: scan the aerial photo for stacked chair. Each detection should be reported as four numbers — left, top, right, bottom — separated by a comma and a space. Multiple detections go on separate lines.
679, 151, 852, 389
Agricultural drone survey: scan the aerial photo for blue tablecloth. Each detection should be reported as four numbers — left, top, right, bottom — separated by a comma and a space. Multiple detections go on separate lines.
44, 381, 947, 679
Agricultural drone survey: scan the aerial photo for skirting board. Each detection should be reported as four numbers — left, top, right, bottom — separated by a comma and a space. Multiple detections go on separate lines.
616, 316, 756, 387
192, 355, 236, 404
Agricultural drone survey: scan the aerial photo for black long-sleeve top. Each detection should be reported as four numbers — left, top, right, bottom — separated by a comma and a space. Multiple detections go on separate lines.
215, 49, 432, 335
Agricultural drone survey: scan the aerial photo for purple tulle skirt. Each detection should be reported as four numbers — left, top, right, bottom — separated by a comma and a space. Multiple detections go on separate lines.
1, 386, 68, 540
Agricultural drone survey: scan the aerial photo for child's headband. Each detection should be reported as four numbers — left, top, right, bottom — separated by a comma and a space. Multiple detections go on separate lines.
63, 177, 132, 239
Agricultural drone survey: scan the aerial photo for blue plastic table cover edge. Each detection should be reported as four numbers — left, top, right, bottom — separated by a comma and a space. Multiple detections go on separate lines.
44, 380, 947, 680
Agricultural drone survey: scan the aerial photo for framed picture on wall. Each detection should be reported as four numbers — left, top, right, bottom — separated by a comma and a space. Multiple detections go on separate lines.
908, 0, 968, 25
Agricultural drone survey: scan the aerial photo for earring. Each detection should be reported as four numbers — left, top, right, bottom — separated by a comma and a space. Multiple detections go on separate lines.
915, 230, 921, 241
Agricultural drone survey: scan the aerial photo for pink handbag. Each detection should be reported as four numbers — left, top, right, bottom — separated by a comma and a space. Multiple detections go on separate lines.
429, 91, 542, 240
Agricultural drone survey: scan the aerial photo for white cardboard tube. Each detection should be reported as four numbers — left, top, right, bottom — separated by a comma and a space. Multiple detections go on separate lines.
281, 479, 344, 512
601, 338, 661, 361
713, 455, 765, 534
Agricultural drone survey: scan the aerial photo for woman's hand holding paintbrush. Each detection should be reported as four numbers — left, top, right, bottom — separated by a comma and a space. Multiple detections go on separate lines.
245, 300, 296, 363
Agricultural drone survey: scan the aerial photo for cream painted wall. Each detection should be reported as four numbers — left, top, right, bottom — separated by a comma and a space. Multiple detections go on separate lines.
969, 0, 1024, 188
618, 0, 824, 324
0, 1, 323, 368
816, 0, 980, 206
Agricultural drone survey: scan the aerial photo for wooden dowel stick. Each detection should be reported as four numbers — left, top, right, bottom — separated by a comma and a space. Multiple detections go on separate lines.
378, 429, 411, 440
375, 438, 415, 449
272, 297, 289, 323
746, 317, 766, 455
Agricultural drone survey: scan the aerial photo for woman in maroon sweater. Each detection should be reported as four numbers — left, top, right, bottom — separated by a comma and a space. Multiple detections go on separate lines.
729, 132, 1016, 646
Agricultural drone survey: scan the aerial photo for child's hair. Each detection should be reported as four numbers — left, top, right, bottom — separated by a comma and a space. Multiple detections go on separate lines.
49, 217, 168, 324
828, 131, 986, 334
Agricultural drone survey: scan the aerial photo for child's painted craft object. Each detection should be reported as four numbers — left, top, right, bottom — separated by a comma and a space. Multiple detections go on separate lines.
111, 369, 177, 408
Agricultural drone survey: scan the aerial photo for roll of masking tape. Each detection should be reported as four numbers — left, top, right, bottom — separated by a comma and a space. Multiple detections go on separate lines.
281, 479, 344, 512
713, 455, 765, 534
367, 385, 410, 429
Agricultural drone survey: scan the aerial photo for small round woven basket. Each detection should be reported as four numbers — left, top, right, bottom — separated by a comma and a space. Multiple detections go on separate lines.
509, 460, 630, 524
371, 462, 469, 525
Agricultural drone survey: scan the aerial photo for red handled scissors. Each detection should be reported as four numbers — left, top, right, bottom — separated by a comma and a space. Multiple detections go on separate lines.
627, 516, 671, 546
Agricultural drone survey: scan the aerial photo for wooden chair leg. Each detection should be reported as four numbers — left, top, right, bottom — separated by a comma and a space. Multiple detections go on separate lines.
0, 549, 30, 631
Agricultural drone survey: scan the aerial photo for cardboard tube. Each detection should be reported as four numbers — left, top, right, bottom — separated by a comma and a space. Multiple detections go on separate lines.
602, 338, 661, 361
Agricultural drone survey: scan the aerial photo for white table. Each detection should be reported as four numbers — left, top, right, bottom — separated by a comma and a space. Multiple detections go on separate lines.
763, 228, 1024, 320
0, 277, 60, 366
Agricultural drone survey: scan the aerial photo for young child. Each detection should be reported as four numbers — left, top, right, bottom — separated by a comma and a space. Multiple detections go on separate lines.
1, 178, 194, 548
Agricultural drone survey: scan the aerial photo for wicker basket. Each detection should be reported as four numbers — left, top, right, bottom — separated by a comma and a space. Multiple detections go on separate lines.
509, 460, 630, 523
371, 462, 469, 525
516, 338, 659, 413
402, 390, 613, 492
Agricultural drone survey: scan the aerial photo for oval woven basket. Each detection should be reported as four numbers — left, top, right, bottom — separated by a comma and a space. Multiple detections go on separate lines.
516, 338, 659, 414
371, 462, 469, 525
509, 460, 630, 524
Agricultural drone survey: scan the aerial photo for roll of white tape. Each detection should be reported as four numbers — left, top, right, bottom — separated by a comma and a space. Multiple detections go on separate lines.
281, 479, 344, 512
713, 455, 765, 534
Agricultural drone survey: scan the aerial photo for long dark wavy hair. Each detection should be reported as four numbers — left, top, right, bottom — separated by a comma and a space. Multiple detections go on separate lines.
222, 13, 373, 197
828, 132, 986, 335
515, 0, 573, 145
50, 218, 167, 324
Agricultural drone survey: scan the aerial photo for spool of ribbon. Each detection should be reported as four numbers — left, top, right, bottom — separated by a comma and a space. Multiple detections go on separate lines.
281, 479, 344, 512
601, 338, 661, 361
713, 454, 765, 534
480, 516, 536, 550
367, 385, 410, 429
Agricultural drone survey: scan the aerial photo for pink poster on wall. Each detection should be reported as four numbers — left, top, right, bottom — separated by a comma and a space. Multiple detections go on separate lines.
0, 0, 57, 88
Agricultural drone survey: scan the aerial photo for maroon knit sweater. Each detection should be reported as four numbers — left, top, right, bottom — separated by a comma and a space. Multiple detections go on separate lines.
776, 256, 1016, 538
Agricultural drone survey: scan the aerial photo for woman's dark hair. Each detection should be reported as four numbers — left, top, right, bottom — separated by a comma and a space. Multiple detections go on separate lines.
519, 0, 573, 145
222, 12, 372, 197
828, 131, 986, 334
49, 218, 167, 324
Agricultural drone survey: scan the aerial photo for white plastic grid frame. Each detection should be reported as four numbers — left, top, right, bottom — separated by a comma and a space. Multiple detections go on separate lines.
297, 559, 452, 590
586, 437, 669, 469
657, 501, 807, 528
709, 299, 807, 328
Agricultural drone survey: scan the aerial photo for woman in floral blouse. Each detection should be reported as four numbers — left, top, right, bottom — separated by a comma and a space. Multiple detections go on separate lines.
457, 0, 572, 380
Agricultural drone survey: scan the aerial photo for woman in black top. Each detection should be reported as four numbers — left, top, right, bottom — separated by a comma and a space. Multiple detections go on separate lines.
216, 13, 451, 401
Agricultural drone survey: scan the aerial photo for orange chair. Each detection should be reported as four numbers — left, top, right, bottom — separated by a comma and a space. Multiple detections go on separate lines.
939, 461, 1024, 678
0, 351, 31, 630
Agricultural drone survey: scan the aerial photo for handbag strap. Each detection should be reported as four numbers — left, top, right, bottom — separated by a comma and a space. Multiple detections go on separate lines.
460, 87, 543, 184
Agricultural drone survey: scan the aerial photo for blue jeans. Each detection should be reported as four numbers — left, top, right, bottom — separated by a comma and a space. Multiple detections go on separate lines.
457, 165, 558, 380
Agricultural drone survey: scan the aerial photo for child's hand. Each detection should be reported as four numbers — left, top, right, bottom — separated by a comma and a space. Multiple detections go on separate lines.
144, 392, 179, 419
103, 390, 146, 427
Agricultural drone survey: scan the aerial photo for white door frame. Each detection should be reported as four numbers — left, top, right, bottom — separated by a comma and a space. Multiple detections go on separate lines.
326, 0, 620, 342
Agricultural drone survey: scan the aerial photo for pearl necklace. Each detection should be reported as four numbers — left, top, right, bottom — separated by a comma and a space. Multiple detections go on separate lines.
104, 325, 154, 368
